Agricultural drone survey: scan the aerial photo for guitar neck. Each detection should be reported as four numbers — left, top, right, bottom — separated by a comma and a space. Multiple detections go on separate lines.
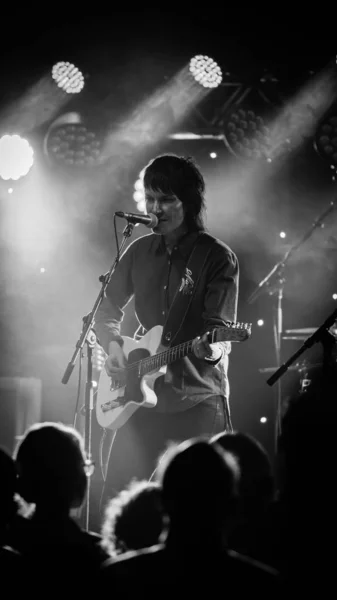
133, 324, 251, 377
138, 339, 193, 376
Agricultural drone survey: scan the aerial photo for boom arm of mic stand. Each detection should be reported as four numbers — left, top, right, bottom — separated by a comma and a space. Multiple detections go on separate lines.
247, 199, 335, 305
61, 223, 135, 385
247, 260, 286, 304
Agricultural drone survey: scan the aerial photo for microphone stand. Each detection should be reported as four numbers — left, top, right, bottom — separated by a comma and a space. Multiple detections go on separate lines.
61, 221, 135, 531
267, 306, 337, 384
247, 199, 335, 454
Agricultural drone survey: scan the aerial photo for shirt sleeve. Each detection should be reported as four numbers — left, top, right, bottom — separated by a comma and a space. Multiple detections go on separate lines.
201, 243, 239, 355
94, 241, 135, 353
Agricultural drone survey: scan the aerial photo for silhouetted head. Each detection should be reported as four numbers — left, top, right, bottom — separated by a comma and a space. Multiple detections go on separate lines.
101, 480, 164, 556
15, 422, 88, 512
143, 154, 205, 235
157, 438, 239, 536
211, 431, 274, 510
0, 447, 18, 535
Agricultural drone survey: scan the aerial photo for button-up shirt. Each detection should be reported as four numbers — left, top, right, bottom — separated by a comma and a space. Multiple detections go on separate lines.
95, 230, 239, 412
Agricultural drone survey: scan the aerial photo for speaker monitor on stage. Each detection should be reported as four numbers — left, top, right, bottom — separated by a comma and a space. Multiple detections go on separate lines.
0, 377, 42, 455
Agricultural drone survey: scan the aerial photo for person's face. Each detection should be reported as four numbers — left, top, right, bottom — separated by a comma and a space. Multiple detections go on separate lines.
145, 187, 185, 235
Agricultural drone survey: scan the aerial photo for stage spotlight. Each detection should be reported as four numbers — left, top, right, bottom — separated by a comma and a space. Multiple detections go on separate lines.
222, 106, 271, 160
133, 190, 144, 202
0, 134, 34, 181
189, 55, 222, 89
93, 344, 106, 372
132, 169, 146, 212
44, 122, 101, 167
314, 110, 337, 167
136, 200, 146, 212
134, 179, 144, 191
51, 61, 85, 94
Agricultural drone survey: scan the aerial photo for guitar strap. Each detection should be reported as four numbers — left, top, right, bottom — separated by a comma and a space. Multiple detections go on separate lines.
161, 232, 215, 347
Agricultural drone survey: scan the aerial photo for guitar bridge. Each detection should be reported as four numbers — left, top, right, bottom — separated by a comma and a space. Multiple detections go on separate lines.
101, 398, 125, 412
109, 381, 124, 392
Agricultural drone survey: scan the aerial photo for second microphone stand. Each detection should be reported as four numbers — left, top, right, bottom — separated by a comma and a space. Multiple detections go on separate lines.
61, 221, 135, 531
248, 198, 335, 453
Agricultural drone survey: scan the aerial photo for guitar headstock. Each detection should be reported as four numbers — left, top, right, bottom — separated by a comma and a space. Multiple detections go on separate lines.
209, 321, 252, 343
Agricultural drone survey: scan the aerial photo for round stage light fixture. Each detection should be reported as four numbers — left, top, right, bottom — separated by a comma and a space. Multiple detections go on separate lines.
51, 61, 85, 94
314, 110, 337, 167
189, 55, 222, 89
222, 106, 271, 160
45, 122, 101, 167
0, 134, 34, 180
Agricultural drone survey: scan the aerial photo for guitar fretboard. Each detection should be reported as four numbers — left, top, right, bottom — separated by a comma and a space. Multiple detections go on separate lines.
128, 339, 194, 376
123, 323, 250, 377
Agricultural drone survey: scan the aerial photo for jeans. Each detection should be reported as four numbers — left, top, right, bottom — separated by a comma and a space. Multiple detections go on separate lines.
96, 396, 230, 516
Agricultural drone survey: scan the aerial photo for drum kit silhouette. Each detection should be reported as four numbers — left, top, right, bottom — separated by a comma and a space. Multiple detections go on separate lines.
260, 323, 337, 394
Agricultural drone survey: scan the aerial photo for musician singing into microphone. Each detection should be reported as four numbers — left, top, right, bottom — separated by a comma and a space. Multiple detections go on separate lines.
94, 153, 239, 504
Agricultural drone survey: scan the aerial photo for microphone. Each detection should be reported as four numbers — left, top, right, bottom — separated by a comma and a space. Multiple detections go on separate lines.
115, 211, 158, 228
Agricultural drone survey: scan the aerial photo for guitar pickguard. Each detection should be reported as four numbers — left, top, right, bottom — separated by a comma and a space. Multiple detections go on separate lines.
96, 325, 164, 430
124, 347, 151, 404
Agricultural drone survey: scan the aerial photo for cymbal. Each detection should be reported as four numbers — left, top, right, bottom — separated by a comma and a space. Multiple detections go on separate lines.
283, 335, 312, 340
285, 328, 317, 334
284, 325, 337, 341
259, 362, 312, 374
259, 366, 298, 373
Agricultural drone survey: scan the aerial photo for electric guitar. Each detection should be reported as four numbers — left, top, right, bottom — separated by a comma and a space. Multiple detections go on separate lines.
96, 322, 251, 431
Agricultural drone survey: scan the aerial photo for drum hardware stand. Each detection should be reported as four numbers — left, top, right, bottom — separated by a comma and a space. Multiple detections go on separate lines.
248, 198, 335, 453
61, 220, 135, 531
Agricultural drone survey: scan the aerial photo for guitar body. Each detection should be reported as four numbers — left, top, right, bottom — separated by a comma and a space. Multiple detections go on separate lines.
96, 320, 252, 431
96, 325, 165, 430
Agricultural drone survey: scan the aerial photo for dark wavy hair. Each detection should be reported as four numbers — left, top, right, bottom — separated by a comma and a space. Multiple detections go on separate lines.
101, 480, 164, 556
15, 422, 87, 510
143, 153, 206, 231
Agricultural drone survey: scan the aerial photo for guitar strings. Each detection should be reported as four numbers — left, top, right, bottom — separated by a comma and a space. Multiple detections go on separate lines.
125, 340, 193, 373
124, 323, 246, 373
116, 323, 249, 374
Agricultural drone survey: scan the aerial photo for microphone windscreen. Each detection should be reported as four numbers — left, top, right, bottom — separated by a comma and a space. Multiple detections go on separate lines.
147, 213, 158, 228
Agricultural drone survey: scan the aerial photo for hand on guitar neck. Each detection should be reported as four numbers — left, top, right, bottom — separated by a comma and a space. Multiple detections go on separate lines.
104, 330, 221, 391
106, 331, 220, 378
192, 332, 223, 362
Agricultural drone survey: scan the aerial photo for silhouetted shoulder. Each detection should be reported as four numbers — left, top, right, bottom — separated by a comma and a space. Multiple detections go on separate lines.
0, 545, 21, 563
227, 548, 279, 576
102, 543, 164, 572
0, 546, 24, 584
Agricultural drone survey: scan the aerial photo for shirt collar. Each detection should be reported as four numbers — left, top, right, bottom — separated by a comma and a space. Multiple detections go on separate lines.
156, 230, 203, 259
